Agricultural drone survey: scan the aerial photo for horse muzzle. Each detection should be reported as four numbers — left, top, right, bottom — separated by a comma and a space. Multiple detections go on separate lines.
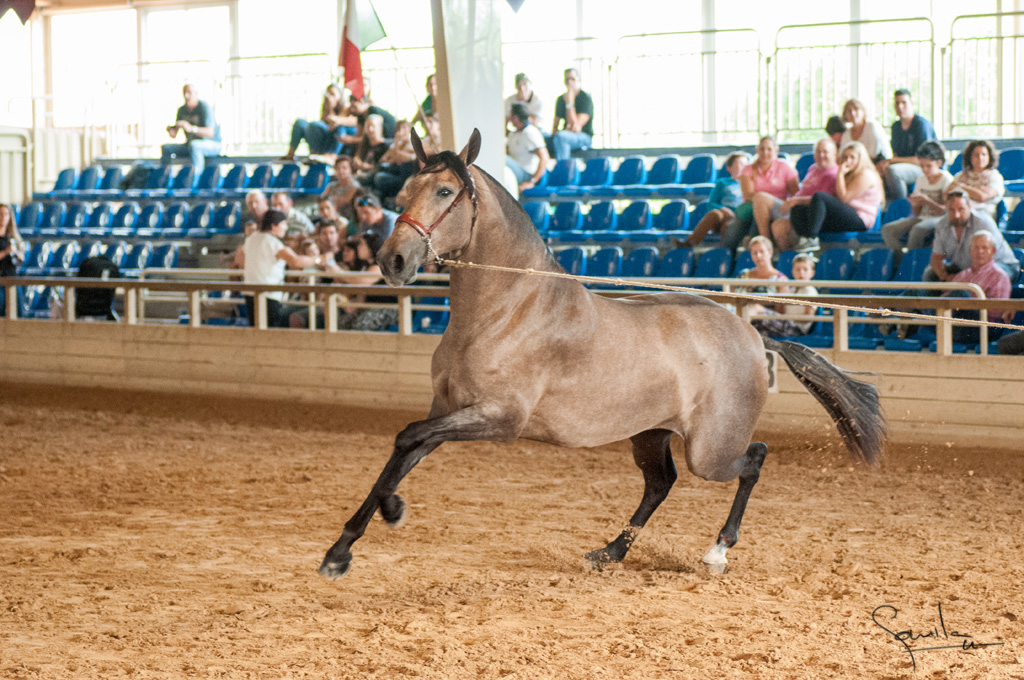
378, 237, 422, 287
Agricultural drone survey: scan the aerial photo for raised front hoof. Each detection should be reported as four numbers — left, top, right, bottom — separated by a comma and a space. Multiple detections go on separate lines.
380, 494, 407, 528
584, 548, 618, 571
702, 544, 728, 573
318, 551, 353, 581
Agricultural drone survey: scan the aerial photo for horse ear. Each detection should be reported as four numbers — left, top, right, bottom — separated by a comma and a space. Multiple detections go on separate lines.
458, 128, 482, 166
410, 128, 429, 169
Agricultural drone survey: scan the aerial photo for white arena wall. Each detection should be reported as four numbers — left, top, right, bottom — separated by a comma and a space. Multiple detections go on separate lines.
1, 319, 1022, 451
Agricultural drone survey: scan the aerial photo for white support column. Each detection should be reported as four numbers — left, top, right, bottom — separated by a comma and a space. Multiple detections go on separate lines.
430, 0, 505, 177
835, 308, 849, 352
190, 290, 201, 328
935, 309, 953, 356
398, 294, 413, 335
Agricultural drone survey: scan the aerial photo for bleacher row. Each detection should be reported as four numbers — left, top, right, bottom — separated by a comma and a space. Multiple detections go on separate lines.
522, 148, 1024, 204
525, 196, 1023, 246
553, 244, 1024, 353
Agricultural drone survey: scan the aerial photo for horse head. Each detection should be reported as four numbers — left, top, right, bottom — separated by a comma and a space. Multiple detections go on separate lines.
378, 129, 481, 287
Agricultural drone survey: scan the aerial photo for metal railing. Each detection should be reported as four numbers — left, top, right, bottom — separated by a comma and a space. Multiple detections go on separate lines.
948, 11, 1024, 137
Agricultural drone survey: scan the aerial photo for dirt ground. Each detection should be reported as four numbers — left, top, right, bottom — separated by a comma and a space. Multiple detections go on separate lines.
0, 383, 1021, 680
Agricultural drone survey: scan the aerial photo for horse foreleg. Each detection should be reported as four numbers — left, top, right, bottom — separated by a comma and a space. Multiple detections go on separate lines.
319, 403, 520, 580
702, 442, 768, 572
586, 429, 676, 569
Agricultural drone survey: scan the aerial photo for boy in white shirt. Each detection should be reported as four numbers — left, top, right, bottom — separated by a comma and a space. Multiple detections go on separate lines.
881, 140, 954, 250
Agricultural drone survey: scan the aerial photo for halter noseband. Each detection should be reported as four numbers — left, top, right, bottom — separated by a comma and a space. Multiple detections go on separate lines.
395, 171, 478, 265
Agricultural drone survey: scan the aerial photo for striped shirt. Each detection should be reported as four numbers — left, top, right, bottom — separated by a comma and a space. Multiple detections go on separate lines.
950, 260, 1010, 321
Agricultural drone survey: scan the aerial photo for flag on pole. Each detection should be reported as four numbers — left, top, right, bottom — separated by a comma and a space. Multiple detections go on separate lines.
339, 0, 386, 100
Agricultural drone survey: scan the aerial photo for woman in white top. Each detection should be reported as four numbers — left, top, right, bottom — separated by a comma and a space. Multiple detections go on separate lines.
243, 209, 323, 327
839, 98, 892, 163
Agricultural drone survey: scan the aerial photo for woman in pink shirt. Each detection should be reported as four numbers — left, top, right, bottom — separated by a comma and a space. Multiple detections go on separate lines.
723, 136, 799, 249
762, 137, 839, 248
783, 141, 882, 251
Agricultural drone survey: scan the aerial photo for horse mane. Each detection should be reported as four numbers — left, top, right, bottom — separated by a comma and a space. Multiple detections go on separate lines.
417, 150, 477, 200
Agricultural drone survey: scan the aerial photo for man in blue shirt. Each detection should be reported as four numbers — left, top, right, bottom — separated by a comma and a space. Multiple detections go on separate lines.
161, 84, 222, 174
878, 88, 937, 202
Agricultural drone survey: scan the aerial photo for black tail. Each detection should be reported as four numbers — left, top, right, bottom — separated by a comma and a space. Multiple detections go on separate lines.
763, 338, 886, 465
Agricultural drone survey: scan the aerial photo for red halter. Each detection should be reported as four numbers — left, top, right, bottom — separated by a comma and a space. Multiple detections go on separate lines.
395, 186, 469, 238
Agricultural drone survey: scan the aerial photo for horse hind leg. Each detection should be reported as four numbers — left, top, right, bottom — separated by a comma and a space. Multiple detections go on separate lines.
702, 442, 768, 572
586, 429, 677, 569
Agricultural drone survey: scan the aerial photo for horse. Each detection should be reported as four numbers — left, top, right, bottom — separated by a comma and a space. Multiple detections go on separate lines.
318, 130, 886, 580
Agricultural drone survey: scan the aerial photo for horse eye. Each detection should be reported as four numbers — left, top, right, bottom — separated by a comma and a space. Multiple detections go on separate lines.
437, 187, 452, 198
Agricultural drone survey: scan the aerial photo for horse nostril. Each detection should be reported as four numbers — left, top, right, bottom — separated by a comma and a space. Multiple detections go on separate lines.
392, 254, 405, 273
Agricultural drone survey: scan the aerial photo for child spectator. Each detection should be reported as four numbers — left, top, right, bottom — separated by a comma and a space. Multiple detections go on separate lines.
752, 253, 819, 337
881, 140, 953, 250
679, 151, 748, 248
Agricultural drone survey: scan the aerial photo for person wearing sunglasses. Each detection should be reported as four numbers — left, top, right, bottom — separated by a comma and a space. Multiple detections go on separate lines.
350, 191, 398, 238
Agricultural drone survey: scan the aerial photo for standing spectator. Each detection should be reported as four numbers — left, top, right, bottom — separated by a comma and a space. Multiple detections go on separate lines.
945, 140, 1005, 220
839, 98, 891, 164
505, 102, 550, 194
242, 209, 322, 328
787, 141, 882, 251
723, 135, 799, 250
825, 115, 846, 147
944, 231, 1013, 344
351, 192, 398, 238
678, 151, 748, 248
411, 74, 438, 140
0, 203, 22, 317
271, 191, 314, 242
769, 138, 840, 249
373, 120, 419, 202
551, 68, 594, 161
881, 141, 953, 250
281, 84, 348, 161
879, 89, 938, 201
244, 189, 269, 225
161, 84, 222, 174
505, 73, 544, 129
351, 114, 391, 181
926, 190, 1019, 285
321, 155, 360, 224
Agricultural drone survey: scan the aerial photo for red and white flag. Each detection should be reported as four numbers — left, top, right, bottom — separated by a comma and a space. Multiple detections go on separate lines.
339, 0, 385, 100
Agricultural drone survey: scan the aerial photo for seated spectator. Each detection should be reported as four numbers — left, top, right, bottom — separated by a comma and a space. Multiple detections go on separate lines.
505, 102, 550, 195
373, 120, 419, 202
161, 84, 222, 174
352, 114, 391, 182
753, 252, 819, 338
0, 203, 23, 317
242, 209, 321, 328
825, 115, 846, 147
945, 139, 1004, 220
551, 68, 594, 161
316, 197, 352, 236
281, 84, 349, 161
341, 95, 397, 151
505, 72, 545, 129
678, 151, 748, 248
925, 190, 1019, 286
351, 191, 398, 238
411, 74, 438, 140
943, 231, 1013, 344
271, 191, 315, 245
879, 89, 938, 201
768, 138, 839, 249
333, 230, 399, 332
315, 219, 343, 262
839, 98, 892, 164
321, 155, 359, 224
244, 189, 269, 225
784, 141, 882, 251
881, 140, 953, 250
723, 135, 799, 250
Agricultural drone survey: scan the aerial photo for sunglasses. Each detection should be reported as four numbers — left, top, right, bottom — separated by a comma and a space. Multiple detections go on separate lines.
356, 197, 377, 207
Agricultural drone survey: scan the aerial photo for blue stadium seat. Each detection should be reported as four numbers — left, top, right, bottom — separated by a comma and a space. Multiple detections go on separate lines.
731, 250, 754, 277
997, 147, 1024, 181
851, 207, 885, 244
55, 166, 101, 199
110, 203, 140, 233
162, 203, 189, 236
882, 198, 912, 224
687, 201, 716, 242
209, 164, 247, 198
586, 246, 623, 286
62, 203, 90, 233
84, 166, 124, 200
674, 153, 718, 197
22, 285, 53, 319
886, 248, 933, 294
412, 296, 449, 334
120, 243, 153, 278
813, 248, 855, 292
622, 247, 660, 279
34, 168, 77, 200
558, 157, 613, 197
654, 200, 690, 236
18, 241, 53, 276
589, 157, 646, 198
522, 201, 550, 233
38, 203, 66, 236
522, 159, 578, 198
695, 247, 733, 279
209, 202, 242, 234
995, 199, 1008, 231
658, 248, 694, 277
85, 203, 113, 235
296, 163, 329, 195
146, 243, 178, 269
582, 202, 617, 232
549, 201, 583, 234
134, 204, 164, 237
775, 250, 796, 278
795, 152, 815, 181
44, 242, 80, 275
949, 152, 963, 175
617, 202, 652, 232
1006, 201, 1024, 238
165, 165, 196, 197
70, 241, 104, 269
103, 241, 130, 268
555, 247, 586, 276
848, 248, 895, 294
185, 203, 215, 238
125, 165, 172, 198
272, 163, 302, 190
622, 155, 681, 197
246, 164, 274, 190
190, 165, 222, 196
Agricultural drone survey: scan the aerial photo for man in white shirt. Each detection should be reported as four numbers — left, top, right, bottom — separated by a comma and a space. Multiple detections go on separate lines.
505, 102, 550, 194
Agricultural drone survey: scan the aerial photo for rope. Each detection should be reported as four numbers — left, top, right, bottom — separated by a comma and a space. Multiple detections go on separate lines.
436, 258, 1024, 334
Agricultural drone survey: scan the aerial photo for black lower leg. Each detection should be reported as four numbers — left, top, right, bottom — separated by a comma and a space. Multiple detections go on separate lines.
715, 442, 768, 549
